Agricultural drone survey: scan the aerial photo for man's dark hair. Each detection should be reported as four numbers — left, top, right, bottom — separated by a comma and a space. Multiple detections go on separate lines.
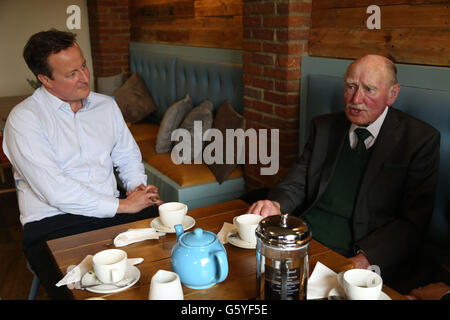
23, 29, 77, 81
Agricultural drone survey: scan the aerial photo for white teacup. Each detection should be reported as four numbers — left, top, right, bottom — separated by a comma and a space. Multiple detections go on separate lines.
158, 202, 188, 229
149, 270, 184, 300
92, 249, 127, 284
338, 269, 383, 300
233, 214, 264, 244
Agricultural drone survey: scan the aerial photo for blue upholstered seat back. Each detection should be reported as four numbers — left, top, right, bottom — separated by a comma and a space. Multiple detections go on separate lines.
303, 73, 450, 247
176, 57, 243, 115
130, 52, 176, 122
129, 45, 243, 123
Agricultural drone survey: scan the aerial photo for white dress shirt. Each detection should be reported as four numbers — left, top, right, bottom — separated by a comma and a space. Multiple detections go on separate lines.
349, 106, 389, 150
3, 87, 147, 225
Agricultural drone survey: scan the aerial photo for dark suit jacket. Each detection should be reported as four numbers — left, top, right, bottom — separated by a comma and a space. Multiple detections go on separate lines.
268, 108, 440, 280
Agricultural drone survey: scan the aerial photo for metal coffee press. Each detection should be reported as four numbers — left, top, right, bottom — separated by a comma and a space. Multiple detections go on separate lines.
256, 213, 312, 300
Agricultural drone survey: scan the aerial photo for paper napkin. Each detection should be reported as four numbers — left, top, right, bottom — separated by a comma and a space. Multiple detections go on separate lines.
114, 228, 166, 247
307, 261, 340, 300
56, 255, 93, 288
55, 255, 144, 289
217, 222, 236, 244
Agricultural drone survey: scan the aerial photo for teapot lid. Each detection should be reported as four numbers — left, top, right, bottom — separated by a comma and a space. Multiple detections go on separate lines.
181, 228, 216, 247
256, 213, 311, 248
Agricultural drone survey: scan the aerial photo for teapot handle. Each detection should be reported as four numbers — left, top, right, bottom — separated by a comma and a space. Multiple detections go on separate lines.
212, 250, 228, 284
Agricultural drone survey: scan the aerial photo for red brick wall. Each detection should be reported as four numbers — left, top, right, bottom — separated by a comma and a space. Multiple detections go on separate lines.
87, 0, 131, 87
243, 0, 312, 191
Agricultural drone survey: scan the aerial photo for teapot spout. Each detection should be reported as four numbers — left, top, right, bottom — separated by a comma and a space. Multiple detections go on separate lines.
174, 224, 184, 240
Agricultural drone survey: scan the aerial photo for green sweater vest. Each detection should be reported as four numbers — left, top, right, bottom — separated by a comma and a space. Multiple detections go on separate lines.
305, 135, 372, 256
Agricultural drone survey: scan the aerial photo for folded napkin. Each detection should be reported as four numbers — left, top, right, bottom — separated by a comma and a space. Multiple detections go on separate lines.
114, 228, 166, 247
56, 255, 93, 288
217, 222, 236, 244
307, 261, 340, 300
55, 255, 143, 289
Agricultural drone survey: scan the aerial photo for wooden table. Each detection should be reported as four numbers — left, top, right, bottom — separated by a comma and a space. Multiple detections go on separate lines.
47, 200, 405, 300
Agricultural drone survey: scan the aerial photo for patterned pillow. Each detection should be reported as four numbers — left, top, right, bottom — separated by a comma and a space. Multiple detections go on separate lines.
113, 73, 156, 123
207, 101, 246, 183
177, 100, 214, 161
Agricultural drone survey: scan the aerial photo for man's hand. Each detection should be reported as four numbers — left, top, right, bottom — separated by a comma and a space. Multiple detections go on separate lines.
349, 252, 371, 269
127, 184, 163, 205
118, 184, 163, 213
246, 200, 281, 217
126, 184, 157, 195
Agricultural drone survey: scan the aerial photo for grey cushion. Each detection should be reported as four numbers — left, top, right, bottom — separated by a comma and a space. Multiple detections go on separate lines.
155, 94, 193, 153
97, 73, 124, 96
207, 100, 246, 183
113, 73, 157, 123
178, 100, 214, 161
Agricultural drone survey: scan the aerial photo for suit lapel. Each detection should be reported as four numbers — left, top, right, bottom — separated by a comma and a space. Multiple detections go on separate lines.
353, 108, 401, 221
317, 114, 349, 196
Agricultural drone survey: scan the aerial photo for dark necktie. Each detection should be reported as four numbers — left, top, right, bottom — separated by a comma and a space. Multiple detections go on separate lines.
354, 128, 371, 154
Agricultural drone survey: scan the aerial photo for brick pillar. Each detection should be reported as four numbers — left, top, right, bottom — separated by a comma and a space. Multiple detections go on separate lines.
242, 0, 311, 191
87, 0, 131, 88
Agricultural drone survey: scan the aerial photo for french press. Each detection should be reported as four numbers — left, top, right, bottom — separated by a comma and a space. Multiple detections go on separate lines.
255, 213, 312, 300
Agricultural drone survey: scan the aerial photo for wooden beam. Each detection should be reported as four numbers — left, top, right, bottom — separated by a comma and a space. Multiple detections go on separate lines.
313, 0, 450, 10
312, 4, 450, 28
130, 0, 243, 49
309, 28, 450, 66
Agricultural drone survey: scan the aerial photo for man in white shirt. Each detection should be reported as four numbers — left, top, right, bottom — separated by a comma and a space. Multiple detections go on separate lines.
3, 29, 162, 299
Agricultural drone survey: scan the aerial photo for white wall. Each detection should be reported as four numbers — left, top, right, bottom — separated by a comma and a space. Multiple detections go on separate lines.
0, 0, 93, 97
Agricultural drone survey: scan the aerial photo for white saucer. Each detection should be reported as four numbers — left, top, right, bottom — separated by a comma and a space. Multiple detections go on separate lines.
81, 265, 140, 294
328, 287, 391, 300
227, 231, 256, 249
150, 215, 195, 233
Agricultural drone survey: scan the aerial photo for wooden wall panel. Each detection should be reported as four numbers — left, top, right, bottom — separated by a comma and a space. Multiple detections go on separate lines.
309, 0, 450, 66
130, 0, 243, 49
313, 0, 450, 9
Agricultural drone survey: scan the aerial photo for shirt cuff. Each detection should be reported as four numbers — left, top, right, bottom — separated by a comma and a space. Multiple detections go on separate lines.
96, 195, 119, 218
125, 177, 148, 192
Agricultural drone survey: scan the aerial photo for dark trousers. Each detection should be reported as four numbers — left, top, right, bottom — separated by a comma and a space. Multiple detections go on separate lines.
23, 206, 158, 299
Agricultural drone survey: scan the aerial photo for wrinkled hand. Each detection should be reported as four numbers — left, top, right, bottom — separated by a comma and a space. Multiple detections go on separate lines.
406, 282, 450, 300
349, 252, 371, 269
246, 200, 281, 217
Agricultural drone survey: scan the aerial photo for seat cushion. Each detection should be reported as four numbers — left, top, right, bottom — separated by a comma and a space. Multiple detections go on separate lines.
129, 123, 160, 142
136, 139, 158, 161
146, 153, 243, 187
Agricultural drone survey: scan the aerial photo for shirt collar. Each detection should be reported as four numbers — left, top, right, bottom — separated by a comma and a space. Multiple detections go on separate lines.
349, 106, 389, 140
38, 86, 92, 111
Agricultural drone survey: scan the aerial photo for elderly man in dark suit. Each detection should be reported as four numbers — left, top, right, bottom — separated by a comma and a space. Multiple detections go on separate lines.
247, 54, 440, 286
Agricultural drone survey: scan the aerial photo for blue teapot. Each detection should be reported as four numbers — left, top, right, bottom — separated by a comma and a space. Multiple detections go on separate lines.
171, 225, 228, 289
